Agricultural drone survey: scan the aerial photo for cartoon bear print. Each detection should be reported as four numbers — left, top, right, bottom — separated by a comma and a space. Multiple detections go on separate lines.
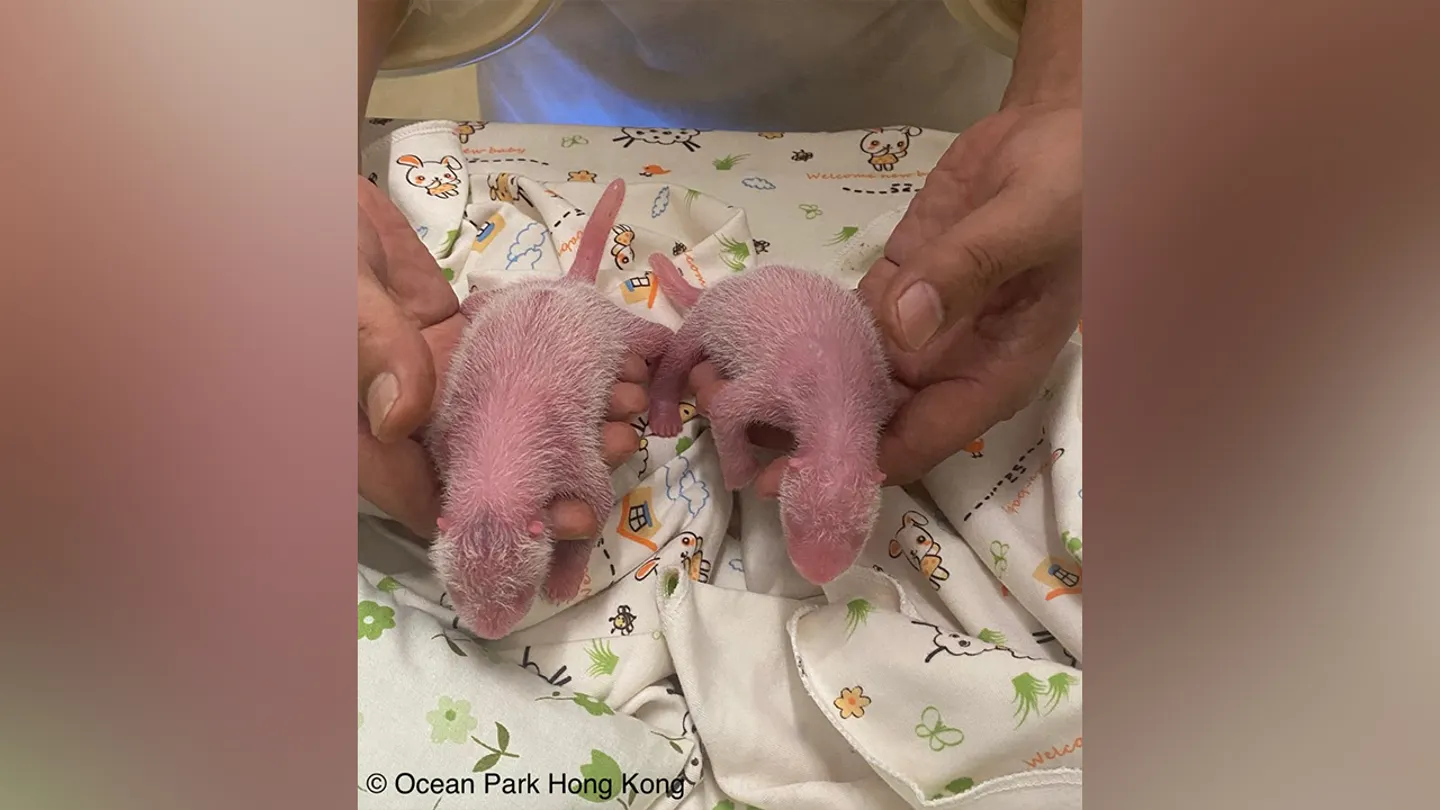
396, 154, 463, 198
859, 126, 922, 172
487, 172, 533, 208
888, 510, 951, 590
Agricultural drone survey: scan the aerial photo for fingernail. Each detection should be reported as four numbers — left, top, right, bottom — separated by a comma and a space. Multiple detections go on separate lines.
895, 281, 944, 350
366, 373, 399, 436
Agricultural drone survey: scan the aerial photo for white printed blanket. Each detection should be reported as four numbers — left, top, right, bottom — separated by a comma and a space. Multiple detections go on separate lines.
356, 120, 1083, 810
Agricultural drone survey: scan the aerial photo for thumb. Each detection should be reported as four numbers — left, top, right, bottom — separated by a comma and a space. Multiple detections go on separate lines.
359, 259, 437, 443
877, 186, 1073, 353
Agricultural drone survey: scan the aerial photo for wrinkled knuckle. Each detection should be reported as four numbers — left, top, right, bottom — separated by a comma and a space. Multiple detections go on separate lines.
961, 241, 1007, 288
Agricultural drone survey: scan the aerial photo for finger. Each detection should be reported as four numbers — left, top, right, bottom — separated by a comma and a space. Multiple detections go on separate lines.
618, 353, 649, 384
359, 261, 436, 442
877, 378, 1009, 485
358, 413, 443, 538
547, 499, 601, 541
358, 176, 458, 326
753, 457, 789, 499
876, 185, 1079, 353
601, 421, 641, 468
608, 382, 648, 420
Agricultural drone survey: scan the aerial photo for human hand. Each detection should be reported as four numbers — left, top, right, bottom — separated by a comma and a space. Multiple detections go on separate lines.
857, 101, 1081, 484
356, 176, 647, 539
687, 103, 1080, 494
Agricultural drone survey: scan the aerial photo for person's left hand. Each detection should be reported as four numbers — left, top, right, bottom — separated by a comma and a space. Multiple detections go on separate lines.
690, 100, 1081, 494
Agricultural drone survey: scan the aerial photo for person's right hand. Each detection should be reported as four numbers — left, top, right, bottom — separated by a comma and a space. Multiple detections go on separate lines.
356, 176, 648, 540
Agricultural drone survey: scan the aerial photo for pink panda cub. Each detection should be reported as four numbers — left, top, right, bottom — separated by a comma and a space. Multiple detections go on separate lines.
644, 253, 907, 585
426, 179, 673, 639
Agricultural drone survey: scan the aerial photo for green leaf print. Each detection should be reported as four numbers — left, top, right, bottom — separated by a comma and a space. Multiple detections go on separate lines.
675, 436, 694, 454
440, 229, 461, 258
715, 802, 735, 810
712, 153, 748, 170
844, 599, 873, 638
1044, 672, 1079, 714
1063, 531, 1083, 563
717, 235, 750, 271
357, 600, 396, 640
578, 750, 623, 803
1011, 673, 1049, 729
441, 265, 455, 282
426, 696, 479, 744
471, 721, 519, 771
375, 576, 401, 593
977, 628, 1007, 646
586, 639, 621, 677
536, 691, 615, 716
574, 693, 615, 716
929, 776, 976, 799
825, 226, 859, 245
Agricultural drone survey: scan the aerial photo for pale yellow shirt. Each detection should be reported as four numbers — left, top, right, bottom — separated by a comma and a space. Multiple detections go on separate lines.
395, 0, 1018, 132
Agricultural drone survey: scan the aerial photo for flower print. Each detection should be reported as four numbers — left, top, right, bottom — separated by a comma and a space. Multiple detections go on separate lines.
357, 600, 395, 640
834, 686, 871, 719
426, 696, 479, 744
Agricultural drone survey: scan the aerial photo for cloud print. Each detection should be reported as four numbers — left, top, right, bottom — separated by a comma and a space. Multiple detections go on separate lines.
664, 456, 711, 519
741, 177, 776, 190
504, 222, 548, 270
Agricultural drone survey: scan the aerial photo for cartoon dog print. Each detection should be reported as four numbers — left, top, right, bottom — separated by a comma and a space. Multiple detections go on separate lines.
859, 126, 921, 172
487, 172, 533, 208
888, 511, 951, 590
396, 154, 463, 198
611, 224, 637, 271
613, 127, 702, 152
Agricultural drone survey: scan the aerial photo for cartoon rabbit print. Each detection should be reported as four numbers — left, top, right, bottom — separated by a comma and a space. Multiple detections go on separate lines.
397, 154, 463, 198
860, 126, 921, 172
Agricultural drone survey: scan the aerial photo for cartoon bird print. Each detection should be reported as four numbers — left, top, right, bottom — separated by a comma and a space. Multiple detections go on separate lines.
888, 511, 951, 589
610, 224, 637, 271
454, 120, 486, 143
487, 172, 533, 208
608, 605, 637, 636
639, 164, 671, 178
677, 531, 711, 583
396, 154, 464, 198
671, 241, 688, 257
632, 531, 710, 583
791, 149, 814, 162
568, 169, 597, 182
859, 126, 921, 172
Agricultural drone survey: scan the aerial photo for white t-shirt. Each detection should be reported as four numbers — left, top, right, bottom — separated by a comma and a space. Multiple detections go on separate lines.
469, 0, 1013, 132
